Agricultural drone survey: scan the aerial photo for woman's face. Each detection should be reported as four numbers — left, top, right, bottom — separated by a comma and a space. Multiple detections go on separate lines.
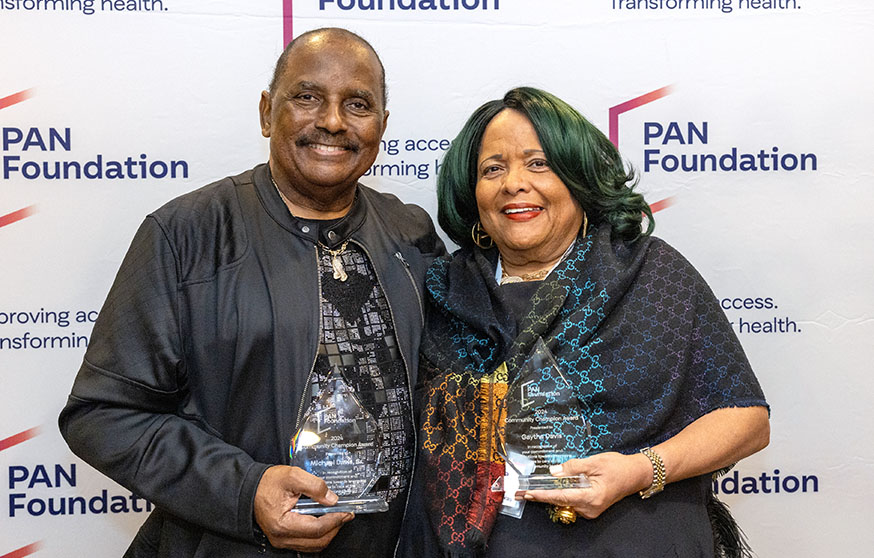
475, 109, 584, 266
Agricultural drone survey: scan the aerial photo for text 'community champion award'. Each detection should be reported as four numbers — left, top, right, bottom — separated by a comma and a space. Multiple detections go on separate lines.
290, 366, 389, 515
492, 338, 591, 517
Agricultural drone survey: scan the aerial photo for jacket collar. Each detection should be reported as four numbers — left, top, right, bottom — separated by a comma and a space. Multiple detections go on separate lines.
253, 163, 367, 248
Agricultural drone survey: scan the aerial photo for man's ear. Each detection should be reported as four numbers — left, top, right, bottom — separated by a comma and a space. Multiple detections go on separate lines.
380, 109, 390, 137
259, 90, 272, 138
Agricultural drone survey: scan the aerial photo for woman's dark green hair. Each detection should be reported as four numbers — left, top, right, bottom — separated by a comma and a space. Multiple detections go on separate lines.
438, 86, 654, 247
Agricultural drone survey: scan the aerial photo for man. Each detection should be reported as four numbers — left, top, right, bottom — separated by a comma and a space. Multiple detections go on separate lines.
59, 28, 444, 557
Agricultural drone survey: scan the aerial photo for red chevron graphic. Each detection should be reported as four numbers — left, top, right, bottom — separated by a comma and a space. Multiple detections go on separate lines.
608, 87, 677, 215
608, 85, 674, 148
0, 427, 41, 452
0, 89, 35, 111
0, 206, 37, 229
0, 542, 42, 558
649, 197, 675, 214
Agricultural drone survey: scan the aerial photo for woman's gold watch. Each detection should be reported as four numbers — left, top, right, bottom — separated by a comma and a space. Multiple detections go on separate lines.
639, 447, 666, 499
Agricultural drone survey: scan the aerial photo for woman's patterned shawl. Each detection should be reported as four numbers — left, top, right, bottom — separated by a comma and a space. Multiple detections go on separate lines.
415, 225, 767, 557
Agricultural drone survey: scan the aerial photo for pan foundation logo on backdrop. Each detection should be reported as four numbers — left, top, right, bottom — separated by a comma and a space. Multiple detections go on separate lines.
713, 468, 820, 496
642, 121, 816, 173
610, 85, 819, 175
1, 88, 190, 183
6, 463, 153, 518
317, 0, 501, 11
2, 126, 189, 181
1, 428, 151, 558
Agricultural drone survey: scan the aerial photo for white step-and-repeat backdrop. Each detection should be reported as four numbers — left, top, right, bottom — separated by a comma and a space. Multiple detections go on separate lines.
2, 1, 872, 556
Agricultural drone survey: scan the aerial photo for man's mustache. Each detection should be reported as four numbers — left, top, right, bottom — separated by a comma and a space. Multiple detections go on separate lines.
296, 134, 359, 152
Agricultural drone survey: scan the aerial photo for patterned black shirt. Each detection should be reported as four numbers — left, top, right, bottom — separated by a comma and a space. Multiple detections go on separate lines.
304, 240, 415, 504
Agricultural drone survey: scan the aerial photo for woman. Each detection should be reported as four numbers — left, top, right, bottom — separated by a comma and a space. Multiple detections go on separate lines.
398, 87, 769, 557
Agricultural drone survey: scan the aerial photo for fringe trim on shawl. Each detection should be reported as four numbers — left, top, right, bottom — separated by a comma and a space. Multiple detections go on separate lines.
707, 489, 755, 558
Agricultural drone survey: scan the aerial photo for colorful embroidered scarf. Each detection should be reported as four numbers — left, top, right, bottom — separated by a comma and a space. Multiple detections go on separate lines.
415, 226, 767, 557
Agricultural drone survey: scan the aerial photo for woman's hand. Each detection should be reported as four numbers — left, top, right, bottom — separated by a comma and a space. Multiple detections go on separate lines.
522, 406, 770, 520
522, 452, 652, 519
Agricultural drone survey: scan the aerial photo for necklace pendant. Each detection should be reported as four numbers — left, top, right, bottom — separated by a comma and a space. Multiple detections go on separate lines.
331, 255, 348, 282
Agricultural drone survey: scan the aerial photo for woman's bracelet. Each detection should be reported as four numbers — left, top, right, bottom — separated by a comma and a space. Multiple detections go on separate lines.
639, 447, 666, 499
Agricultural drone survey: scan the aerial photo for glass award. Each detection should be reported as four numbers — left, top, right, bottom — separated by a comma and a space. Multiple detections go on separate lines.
492, 338, 592, 512
289, 366, 388, 515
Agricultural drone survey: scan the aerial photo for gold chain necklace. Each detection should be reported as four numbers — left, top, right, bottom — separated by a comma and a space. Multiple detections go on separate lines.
320, 241, 349, 282
499, 267, 551, 285
499, 236, 579, 286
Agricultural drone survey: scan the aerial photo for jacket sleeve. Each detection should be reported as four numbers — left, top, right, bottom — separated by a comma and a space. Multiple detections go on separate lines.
58, 215, 268, 542
406, 202, 448, 263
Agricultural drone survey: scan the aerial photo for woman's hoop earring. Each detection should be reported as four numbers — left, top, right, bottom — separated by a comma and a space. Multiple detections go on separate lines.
471, 222, 494, 250
581, 212, 588, 238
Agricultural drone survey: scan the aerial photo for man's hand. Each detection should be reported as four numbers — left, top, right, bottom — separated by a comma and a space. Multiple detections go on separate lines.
254, 465, 353, 552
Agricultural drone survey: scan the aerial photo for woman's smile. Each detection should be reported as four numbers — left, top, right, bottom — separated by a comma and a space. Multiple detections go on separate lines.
501, 203, 544, 220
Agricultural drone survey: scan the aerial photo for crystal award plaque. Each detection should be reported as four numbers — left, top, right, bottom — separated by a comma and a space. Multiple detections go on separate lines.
289, 366, 388, 515
492, 338, 591, 509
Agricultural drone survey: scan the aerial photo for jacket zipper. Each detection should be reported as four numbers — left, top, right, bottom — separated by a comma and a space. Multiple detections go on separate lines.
393, 251, 425, 328
292, 245, 324, 434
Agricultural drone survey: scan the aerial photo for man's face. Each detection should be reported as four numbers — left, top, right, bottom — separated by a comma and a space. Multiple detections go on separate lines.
260, 35, 388, 208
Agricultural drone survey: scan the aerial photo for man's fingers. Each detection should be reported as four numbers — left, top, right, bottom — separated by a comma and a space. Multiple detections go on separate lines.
255, 465, 351, 551
284, 467, 338, 506
269, 511, 353, 551
282, 511, 351, 538
282, 522, 346, 553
